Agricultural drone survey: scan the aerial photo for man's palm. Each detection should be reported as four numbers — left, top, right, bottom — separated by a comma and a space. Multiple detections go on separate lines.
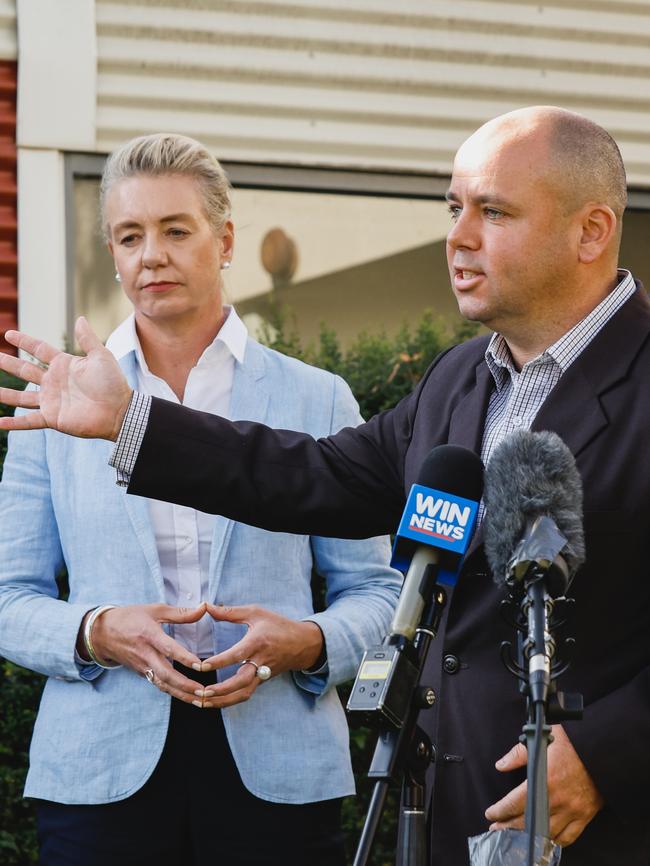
0, 317, 132, 440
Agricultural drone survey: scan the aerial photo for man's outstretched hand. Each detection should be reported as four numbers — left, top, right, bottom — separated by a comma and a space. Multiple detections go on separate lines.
0, 317, 132, 441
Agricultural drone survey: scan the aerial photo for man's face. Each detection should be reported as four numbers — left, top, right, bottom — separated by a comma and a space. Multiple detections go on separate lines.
445, 128, 578, 340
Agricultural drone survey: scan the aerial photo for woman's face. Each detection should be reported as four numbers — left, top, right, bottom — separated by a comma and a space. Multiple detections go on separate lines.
106, 173, 233, 327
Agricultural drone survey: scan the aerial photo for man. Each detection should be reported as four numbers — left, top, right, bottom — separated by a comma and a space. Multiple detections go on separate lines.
1, 107, 649, 865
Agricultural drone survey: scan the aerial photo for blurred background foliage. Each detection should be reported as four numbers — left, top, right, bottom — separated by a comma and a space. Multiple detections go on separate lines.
0, 310, 478, 865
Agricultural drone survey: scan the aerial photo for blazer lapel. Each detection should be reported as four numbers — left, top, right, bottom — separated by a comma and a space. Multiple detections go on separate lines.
446, 358, 493, 558
207, 340, 270, 600
448, 360, 494, 453
532, 285, 650, 457
118, 353, 166, 599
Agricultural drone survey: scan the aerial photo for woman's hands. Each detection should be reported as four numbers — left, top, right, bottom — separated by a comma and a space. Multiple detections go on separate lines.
78, 601, 324, 709
190, 603, 325, 709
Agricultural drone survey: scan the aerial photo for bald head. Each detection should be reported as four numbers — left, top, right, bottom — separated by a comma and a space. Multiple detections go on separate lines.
463, 106, 627, 236
447, 106, 626, 359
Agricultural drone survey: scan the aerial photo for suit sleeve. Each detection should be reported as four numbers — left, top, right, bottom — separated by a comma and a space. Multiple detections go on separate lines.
564, 664, 650, 818
128, 353, 448, 539
293, 374, 402, 694
0, 423, 101, 680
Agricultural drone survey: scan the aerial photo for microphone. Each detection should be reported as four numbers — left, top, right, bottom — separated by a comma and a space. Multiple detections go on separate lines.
484, 429, 585, 595
389, 445, 484, 641
483, 429, 585, 706
347, 445, 483, 728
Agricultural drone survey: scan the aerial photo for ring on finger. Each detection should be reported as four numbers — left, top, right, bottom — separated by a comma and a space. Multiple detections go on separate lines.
240, 660, 272, 681
240, 659, 259, 674
144, 668, 156, 684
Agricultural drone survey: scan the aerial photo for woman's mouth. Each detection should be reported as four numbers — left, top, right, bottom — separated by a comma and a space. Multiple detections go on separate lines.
142, 282, 179, 293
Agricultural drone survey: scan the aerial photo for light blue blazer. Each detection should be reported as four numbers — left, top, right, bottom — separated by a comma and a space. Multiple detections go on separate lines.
0, 336, 401, 805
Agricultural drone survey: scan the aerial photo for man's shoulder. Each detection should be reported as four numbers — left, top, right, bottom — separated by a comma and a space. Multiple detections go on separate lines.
425, 332, 491, 379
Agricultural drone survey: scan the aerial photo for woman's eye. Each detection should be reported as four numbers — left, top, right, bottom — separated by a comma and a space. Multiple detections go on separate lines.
168, 228, 188, 238
119, 234, 138, 245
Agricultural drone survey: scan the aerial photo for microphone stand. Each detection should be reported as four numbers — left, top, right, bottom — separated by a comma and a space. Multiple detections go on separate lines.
347, 581, 447, 866
522, 570, 554, 864
500, 566, 583, 866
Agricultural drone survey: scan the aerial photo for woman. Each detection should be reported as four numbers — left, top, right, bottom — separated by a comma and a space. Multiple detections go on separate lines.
0, 134, 401, 866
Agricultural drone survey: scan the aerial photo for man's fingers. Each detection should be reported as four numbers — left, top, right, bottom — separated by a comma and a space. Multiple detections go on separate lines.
496, 740, 528, 771
0, 387, 40, 409
0, 351, 46, 387
488, 816, 525, 832
0, 409, 46, 430
4, 330, 60, 365
553, 818, 584, 847
485, 779, 527, 823
74, 316, 104, 355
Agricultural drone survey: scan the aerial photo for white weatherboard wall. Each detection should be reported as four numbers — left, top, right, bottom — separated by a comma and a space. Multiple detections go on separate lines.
14, 0, 650, 345
17, 0, 96, 348
0, 0, 16, 60
95, 0, 650, 186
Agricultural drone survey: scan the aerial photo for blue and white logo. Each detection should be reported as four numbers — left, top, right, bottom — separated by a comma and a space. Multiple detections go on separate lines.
395, 484, 479, 555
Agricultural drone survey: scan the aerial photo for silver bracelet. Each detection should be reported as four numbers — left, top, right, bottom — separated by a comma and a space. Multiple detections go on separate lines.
83, 605, 121, 669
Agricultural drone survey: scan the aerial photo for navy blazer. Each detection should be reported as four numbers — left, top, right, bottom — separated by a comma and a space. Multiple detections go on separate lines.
128, 287, 650, 865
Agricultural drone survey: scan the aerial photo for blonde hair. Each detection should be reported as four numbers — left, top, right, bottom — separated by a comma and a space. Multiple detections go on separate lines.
100, 133, 232, 239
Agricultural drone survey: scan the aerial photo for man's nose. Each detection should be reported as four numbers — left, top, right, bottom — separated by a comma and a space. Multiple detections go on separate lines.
447, 211, 480, 251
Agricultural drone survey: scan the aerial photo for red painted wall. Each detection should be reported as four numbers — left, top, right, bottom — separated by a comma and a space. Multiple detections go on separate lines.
0, 61, 17, 355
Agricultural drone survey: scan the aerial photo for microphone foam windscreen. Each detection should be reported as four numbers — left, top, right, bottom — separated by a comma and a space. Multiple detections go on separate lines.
483, 429, 586, 585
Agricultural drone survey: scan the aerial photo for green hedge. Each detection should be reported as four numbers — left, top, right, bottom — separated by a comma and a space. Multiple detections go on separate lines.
0, 312, 477, 865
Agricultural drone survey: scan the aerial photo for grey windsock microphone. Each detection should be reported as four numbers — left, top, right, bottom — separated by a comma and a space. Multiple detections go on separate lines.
483, 429, 586, 597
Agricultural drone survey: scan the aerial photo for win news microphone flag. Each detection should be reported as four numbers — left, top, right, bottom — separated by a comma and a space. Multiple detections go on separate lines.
389, 445, 483, 641
347, 445, 483, 728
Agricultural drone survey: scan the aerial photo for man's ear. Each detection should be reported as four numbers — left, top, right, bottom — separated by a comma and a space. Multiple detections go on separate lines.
577, 203, 617, 264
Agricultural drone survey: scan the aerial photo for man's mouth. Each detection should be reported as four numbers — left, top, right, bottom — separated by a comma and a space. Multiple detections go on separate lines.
453, 267, 484, 289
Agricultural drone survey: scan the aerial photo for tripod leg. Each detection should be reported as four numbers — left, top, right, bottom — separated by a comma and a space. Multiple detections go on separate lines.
353, 780, 390, 866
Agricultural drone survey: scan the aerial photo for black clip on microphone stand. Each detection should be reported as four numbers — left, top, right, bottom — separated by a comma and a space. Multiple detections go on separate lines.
347, 564, 446, 866
500, 563, 583, 866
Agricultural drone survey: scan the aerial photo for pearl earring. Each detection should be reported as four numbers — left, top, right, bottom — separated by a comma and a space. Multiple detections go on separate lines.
221, 261, 231, 271
115, 272, 121, 282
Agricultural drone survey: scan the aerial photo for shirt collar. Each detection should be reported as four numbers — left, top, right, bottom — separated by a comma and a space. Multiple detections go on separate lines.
105, 305, 248, 370
484, 269, 636, 390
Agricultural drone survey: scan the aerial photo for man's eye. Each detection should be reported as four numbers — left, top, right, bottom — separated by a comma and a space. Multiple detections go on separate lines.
484, 208, 503, 220
447, 205, 461, 221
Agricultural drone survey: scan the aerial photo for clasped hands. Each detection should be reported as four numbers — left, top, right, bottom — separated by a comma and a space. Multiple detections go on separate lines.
79, 601, 325, 709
